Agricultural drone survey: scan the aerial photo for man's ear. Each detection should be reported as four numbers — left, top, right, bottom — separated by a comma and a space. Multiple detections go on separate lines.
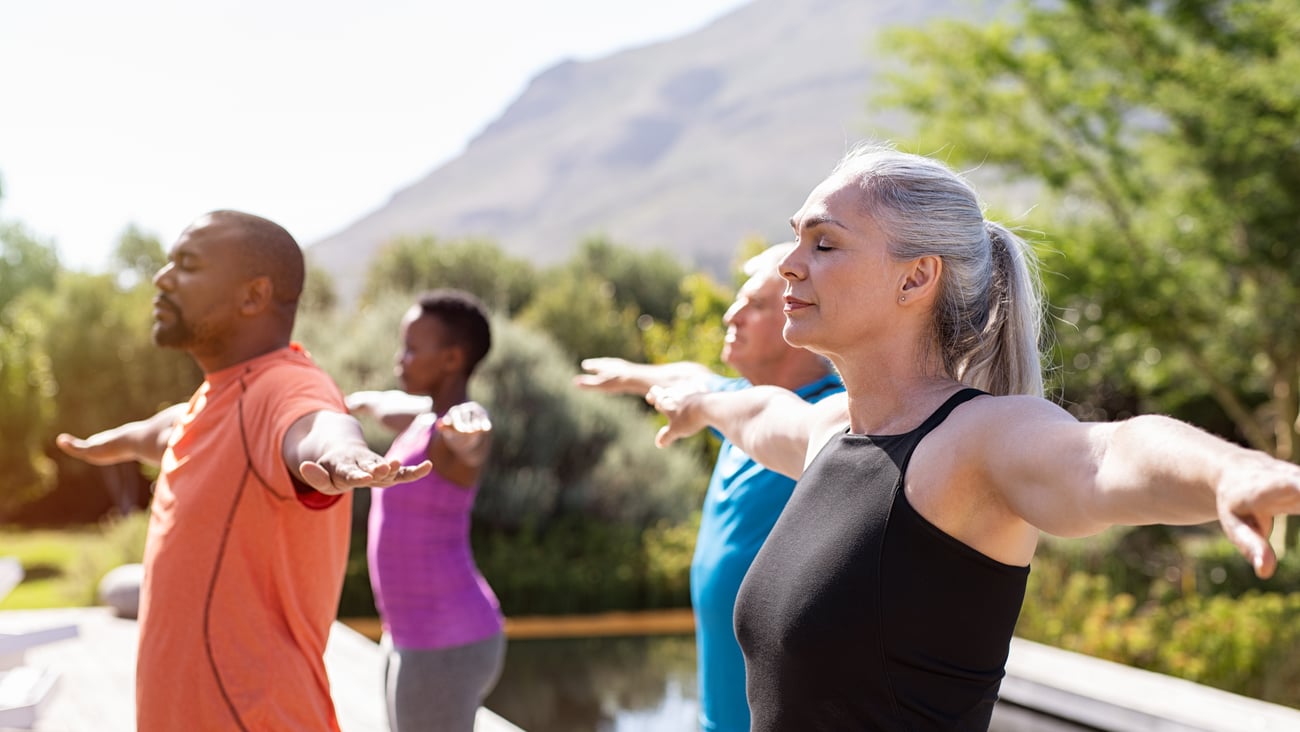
898, 255, 942, 303
240, 276, 274, 315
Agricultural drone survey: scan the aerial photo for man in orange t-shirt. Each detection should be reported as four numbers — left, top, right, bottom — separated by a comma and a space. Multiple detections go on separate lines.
57, 210, 431, 731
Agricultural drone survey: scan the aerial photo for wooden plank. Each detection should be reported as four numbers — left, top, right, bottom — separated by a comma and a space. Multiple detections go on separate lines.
343, 608, 697, 644
1002, 637, 1300, 731
0, 608, 136, 732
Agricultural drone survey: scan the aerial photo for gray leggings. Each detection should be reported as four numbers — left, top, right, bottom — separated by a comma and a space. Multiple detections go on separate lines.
381, 632, 506, 732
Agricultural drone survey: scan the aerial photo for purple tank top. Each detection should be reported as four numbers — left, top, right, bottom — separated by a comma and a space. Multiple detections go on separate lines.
367, 415, 503, 649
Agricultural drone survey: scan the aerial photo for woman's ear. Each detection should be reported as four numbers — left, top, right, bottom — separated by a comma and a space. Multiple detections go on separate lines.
898, 255, 942, 303
443, 344, 467, 375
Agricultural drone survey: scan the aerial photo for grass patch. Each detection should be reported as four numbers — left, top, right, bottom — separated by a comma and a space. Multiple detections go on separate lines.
0, 512, 149, 610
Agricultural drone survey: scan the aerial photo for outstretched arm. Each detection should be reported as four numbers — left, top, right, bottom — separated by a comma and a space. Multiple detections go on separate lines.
647, 385, 847, 479
974, 396, 1300, 578
574, 357, 718, 396
55, 403, 188, 468
345, 390, 434, 432
286, 410, 432, 495
431, 401, 493, 487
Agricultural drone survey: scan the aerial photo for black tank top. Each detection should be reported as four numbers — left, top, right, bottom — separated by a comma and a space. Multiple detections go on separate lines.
734, 388, 1029, 731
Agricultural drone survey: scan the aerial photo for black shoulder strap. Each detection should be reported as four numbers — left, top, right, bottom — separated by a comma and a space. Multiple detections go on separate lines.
915, 388, 985, 436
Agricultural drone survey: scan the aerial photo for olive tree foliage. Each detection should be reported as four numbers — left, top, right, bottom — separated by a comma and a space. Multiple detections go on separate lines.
0, 203, 61, 516
563, 236, 691, 325
0, 302, 57, 517
299, 259, 338, 313
473, 318, 709, 530
878, 0, 1300, 461
513, 236, 692, 364
641, 236, 779, 372
640, 272, 733, 372
515, 269, 647, 364
360, 235, 537, 316
1, 220, 59, 315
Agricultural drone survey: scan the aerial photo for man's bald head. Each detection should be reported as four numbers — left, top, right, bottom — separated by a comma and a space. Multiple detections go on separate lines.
203, 209, 305, 312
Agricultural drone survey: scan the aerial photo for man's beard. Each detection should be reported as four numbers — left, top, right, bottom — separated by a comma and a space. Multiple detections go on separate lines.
152, 312, 196, 348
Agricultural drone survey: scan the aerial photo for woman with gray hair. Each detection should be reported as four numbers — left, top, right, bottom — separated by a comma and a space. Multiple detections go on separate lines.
648, 144, 1300, 730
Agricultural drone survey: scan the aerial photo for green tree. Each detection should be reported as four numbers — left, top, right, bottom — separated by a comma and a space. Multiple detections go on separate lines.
641, 236, 774, 371
517, 269, 646, 363
474, 317, 709, 530
360, 235, 536, 315
0, 191, 62, 516
519, 237, 694, 365
0, 303, 58, 518
879, 0, 1300, 466
640, 272, 733, 371
1, 220, 60, 315
299, 259, 339, 314
563, 236, 690, 325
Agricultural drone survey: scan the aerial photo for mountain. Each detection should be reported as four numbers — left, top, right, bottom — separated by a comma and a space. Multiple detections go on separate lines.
308, 0, 998, 304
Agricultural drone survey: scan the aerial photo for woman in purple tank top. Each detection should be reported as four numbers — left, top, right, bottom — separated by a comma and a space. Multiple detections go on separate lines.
347, 289, 505, 732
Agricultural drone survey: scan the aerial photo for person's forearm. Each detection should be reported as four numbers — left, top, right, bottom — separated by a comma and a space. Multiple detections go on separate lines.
695, 386, 812, 478
577, 359, 717, 395
1093, 415, 1240, 525
348, 390, 430, 432
59, 403, 185, 467
286, 411, 371, 472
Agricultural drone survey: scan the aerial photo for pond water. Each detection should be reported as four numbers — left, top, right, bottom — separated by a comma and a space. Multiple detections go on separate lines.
485, 634, 699, 732
483, 634, 1098, 732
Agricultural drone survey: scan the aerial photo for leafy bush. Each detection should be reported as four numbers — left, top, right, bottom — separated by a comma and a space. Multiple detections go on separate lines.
472, 512, 699, 616
1018, 542, 1300, 707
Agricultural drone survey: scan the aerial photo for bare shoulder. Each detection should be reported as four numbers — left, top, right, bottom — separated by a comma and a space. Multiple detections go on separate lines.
909, 393, 1076, 565
941, 393, 1077, 441
917, 392, 1087, 494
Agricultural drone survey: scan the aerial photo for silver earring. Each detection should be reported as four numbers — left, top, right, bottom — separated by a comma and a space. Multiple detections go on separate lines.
899, 295, 906, 303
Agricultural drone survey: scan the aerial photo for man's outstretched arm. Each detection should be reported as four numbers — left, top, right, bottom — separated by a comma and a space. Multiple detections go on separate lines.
285, 410, 432, 496
574, 357, 717, 396
56, 403, 188, 468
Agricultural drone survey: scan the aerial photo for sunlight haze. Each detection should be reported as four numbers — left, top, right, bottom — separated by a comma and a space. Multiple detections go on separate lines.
0, 0, 751, 271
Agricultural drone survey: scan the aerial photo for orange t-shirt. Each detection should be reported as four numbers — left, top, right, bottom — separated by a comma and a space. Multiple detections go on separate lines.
136, 344, 353, 732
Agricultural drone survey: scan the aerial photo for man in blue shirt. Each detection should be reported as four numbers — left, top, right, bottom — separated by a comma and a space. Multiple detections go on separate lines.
576, 244, 843, 731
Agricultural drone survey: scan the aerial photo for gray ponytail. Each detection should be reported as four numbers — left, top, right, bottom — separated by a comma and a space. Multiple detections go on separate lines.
959, 221, 1043, 396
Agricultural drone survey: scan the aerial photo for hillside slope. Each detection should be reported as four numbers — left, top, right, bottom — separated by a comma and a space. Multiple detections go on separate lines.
309, 0, 996, 303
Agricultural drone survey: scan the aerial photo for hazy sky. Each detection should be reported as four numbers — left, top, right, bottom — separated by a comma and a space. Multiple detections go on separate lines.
0, 0, 751, 272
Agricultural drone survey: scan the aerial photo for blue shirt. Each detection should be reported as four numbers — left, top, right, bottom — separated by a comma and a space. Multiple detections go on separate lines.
690, 372, 844, 732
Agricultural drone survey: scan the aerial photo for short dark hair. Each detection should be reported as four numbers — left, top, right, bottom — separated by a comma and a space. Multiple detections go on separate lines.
416, 288, 492, 375
208, 210, 305, 310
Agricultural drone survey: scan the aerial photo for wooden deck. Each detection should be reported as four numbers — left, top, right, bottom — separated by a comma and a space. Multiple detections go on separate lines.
0, 607, 522, 731
1001, 637, 1300, 731
8, 605, 1300, 731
